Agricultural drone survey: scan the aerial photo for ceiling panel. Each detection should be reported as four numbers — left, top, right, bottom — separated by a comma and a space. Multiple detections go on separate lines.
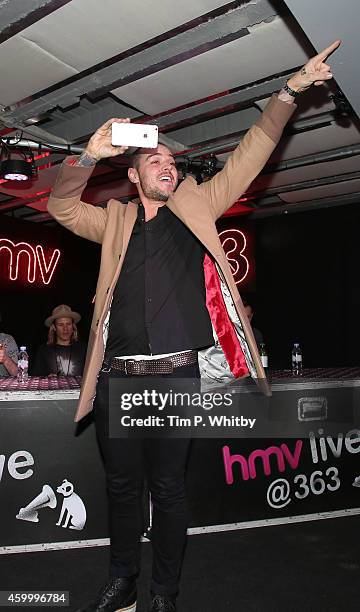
0, 0, 228, 108
167, 107, 260, 145
0, 37, 77, 106
279, 178, 360, 203
10, 0, 229, 72
255, 90, 336, 119
269, 122, 360, 163
1, 0, 359, 222
111, 16, 310, 114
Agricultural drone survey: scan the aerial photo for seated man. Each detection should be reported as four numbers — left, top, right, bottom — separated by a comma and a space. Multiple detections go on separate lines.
33, 304, 87, 376
0, 313, 18, 377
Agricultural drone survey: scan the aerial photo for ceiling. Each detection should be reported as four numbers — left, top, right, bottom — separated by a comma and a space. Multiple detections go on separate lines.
0, 0, 359, 225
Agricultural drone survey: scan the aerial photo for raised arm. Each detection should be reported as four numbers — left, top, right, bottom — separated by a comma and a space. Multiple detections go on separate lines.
47, 117, 130, 243
199, 40, 341, 219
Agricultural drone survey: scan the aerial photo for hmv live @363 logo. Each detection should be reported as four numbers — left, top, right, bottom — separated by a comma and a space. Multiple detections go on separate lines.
222, 426, 360, 514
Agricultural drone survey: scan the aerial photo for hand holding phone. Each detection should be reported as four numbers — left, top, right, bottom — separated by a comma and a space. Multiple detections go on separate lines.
84, 117, 131, 161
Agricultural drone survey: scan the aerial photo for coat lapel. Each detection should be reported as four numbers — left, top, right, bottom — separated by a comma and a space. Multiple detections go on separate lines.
166, 183, 223, 261
118, 200, 138, 270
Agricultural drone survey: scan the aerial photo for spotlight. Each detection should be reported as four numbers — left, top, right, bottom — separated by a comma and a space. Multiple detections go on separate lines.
0, 135, 36, 181
200, 155, 218, 178
0, 158, 33, 181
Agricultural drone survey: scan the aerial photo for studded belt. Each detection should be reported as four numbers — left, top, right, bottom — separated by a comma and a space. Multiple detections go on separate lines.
103, 350, 198, 375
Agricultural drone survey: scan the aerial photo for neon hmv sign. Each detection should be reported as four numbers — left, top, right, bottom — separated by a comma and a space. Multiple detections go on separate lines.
0, 238, 60, 286
219, 229, 249, 285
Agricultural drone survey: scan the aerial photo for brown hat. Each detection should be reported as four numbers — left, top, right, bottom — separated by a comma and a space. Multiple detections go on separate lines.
45, 304, 81, 327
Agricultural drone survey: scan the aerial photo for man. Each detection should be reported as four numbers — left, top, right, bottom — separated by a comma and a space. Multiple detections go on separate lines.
33, 304, 86, 376
47, 41, 340, 612
0, 312, 18, 377
243, 297, 264, 349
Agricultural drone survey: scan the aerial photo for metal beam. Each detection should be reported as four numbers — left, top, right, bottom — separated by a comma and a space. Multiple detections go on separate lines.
251, 170, 360, 198
263, 144, 360, 174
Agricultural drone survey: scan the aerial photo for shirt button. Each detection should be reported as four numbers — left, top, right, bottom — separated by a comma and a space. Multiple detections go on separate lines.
147, 298, 152, 303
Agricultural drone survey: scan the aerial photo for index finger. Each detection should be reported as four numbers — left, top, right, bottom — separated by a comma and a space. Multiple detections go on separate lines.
317, 39, 341, 61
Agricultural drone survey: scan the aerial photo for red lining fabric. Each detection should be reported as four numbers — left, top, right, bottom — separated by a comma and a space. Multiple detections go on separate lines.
203, 253, 249, 378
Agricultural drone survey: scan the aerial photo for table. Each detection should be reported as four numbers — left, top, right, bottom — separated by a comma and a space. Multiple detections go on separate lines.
1, 371, 359, 552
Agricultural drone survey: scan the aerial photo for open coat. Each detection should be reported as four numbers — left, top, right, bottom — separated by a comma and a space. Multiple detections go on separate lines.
47, 94, 296, 421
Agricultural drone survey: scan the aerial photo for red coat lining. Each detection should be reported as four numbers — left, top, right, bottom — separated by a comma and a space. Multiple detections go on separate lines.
203, 254, 249, 377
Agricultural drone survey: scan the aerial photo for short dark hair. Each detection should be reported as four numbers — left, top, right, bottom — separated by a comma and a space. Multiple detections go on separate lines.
129, 144, 175, 171
129, 148, 143, 170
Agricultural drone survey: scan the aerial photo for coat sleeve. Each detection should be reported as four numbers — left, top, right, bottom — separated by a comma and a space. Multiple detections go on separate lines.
198, 94, 297, 219
47, 157, 108, 244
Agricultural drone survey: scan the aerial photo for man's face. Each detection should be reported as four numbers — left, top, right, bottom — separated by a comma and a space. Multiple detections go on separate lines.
128, 144, 178, 202
54, 317, 74, 343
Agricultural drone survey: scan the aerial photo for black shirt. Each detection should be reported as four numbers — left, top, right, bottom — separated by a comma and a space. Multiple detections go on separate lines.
105, 204, 214, 359
33, 342, 87, 376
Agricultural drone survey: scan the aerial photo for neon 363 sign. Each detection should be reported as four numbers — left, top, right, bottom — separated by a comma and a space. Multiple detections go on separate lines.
219, 229, 249, 285
0, 238, 60, 285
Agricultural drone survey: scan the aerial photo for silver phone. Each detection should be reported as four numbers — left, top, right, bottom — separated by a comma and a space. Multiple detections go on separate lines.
111, 122, 159, 148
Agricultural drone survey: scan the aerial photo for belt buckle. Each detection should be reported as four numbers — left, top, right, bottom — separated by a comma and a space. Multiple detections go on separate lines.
124, 359, 136, 375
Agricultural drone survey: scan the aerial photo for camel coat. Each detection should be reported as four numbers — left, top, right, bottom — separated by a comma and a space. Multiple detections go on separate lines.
47, 94, 295, 421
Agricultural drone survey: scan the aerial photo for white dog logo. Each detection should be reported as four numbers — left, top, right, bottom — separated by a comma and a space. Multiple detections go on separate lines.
56, 479, 87, 530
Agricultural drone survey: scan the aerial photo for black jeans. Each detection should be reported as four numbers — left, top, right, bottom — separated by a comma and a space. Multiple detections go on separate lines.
93, 361, 199, 596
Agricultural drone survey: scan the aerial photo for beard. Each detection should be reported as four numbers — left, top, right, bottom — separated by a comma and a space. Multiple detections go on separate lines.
139, 177, 173, 202
144, 188, 169, 202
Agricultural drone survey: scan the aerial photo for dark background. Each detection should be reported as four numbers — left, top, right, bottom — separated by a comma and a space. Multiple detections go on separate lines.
0, 215, 100, 370
253, 204, 359, 369
1, 202, 360, 372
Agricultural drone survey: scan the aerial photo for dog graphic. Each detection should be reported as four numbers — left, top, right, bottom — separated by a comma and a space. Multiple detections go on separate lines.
56, 479, 86, 530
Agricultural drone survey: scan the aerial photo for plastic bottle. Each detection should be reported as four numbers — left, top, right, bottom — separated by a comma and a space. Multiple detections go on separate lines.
259, 343, 268, 369
17, 346, 29, 382
292, 343, 302, 376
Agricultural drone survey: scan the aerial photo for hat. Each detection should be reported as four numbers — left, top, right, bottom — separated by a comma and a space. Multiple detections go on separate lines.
45, 304, 81, 327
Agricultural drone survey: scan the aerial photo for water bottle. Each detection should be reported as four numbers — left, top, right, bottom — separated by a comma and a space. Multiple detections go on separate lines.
17, 346, 29, 382
259, 343, 268, 369
292, 343, 302, 376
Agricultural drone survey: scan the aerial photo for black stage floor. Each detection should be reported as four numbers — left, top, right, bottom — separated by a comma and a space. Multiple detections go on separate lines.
0, 516, 358, 611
